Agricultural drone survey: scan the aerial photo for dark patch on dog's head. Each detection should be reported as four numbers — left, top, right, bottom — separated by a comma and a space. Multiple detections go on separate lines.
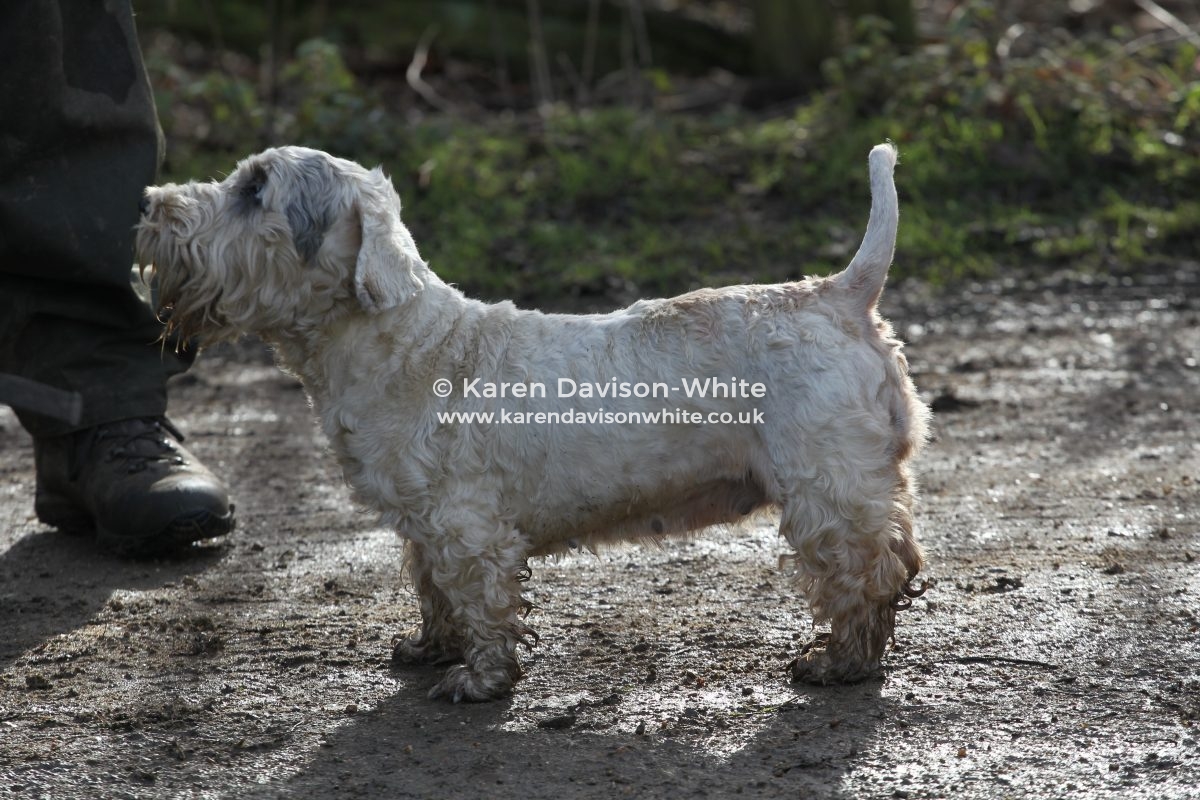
284, 153, 336, 264
235, 163, 268, 213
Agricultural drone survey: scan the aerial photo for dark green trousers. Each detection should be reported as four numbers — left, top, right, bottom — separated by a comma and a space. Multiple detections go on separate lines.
0, 1, 192, 438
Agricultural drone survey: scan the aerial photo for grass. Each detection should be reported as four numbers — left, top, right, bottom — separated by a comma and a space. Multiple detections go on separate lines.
146, 11, 1200, 308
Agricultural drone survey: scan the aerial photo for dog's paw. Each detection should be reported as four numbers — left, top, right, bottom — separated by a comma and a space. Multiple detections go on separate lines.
428, 664, 512, 703
391, 630, 463, 666
788, 634, 881, 685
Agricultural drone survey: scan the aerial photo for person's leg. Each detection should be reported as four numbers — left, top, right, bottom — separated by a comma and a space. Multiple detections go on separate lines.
0, 1, 233, 555
0, 1, 186, 433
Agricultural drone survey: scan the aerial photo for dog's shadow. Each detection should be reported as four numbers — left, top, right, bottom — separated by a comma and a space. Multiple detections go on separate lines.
256, 669, 893, 799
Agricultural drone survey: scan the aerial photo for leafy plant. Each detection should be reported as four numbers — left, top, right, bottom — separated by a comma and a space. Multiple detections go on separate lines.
147, 9, 1200, 307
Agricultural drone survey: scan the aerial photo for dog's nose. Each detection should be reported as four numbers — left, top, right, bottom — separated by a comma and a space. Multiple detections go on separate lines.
138, 195, 151, 217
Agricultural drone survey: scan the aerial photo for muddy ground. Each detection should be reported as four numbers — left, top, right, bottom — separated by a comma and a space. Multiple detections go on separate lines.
2, 264, 1198, 799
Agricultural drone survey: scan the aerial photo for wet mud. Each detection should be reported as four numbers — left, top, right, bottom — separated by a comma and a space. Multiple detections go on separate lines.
2, 265, 1198, 798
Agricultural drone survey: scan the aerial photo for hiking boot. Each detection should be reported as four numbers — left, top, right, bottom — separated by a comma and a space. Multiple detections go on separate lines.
34, 417, 235, 557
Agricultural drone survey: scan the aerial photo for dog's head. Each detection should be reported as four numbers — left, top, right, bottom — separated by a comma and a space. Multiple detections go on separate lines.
135, 146, 428, 345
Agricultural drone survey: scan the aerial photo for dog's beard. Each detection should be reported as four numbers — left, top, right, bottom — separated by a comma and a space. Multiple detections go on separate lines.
140, 256, 231, 348
158, 288, 228, 348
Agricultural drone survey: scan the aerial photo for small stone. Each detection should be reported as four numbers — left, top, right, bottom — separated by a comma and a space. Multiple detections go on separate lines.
537, 713, 577, 730
25, 674, 51, 690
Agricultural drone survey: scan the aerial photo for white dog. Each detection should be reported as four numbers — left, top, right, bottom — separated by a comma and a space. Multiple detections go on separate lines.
136, 143, 928, 702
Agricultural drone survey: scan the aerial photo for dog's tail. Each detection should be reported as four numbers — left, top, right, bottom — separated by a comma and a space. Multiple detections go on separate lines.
832, 143, 899, 313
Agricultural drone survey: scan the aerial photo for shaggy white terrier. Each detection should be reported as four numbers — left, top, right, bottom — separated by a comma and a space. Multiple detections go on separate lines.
136, 142, 928, 702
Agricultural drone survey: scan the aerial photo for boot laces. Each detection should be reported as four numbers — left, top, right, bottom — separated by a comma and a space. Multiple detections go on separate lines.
70, 417, 188, 479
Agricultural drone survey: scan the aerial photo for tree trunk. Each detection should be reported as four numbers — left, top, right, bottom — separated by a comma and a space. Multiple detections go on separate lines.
752, 0, 916, 82
846, 0, 917, 46
752, 0, 835, 83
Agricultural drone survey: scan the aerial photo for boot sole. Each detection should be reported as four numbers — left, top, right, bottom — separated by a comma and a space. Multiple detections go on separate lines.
37, 492, 235, 557
35, 493, 95, 535
97, 506, 236, 558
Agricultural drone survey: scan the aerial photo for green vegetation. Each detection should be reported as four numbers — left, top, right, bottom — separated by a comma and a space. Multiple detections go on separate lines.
144, 5, 1200, 306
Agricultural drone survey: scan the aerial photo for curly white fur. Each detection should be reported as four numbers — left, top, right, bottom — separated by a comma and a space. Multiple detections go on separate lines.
136, 143, 928, 701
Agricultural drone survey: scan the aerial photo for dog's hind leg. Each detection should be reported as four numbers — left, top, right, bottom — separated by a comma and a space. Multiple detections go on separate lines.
421, 508, 537, 702
778, 453, 922, 684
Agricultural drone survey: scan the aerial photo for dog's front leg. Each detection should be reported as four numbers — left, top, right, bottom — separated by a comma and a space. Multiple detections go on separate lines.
392, 540, 464, 665
420, 515, 536, 702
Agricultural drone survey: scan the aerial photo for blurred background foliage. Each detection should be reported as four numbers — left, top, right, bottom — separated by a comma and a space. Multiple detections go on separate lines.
136, 0, 1200, 306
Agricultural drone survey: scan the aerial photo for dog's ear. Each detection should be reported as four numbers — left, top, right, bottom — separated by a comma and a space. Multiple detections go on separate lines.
354, 168, 426, 313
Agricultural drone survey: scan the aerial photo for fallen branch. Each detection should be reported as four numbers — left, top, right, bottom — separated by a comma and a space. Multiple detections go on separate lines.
406, 26, 452, 113
931, 655, 1059, 670
1133, 0, 1200, 47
